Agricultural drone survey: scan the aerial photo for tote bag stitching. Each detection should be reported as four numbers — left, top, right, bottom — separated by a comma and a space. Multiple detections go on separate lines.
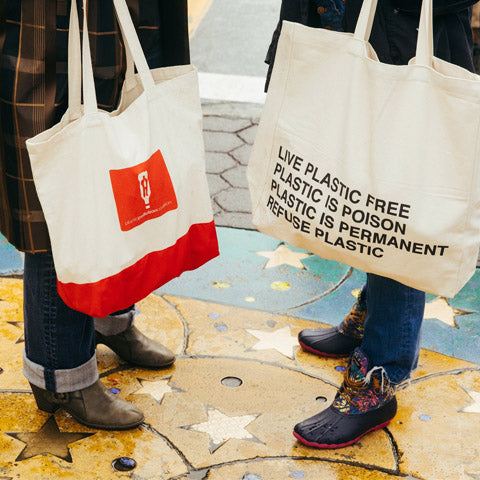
252, 22, 297, 216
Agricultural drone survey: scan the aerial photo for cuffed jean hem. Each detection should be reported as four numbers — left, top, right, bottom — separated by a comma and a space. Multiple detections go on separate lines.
23, 349, 99, 393
94, 309, 135, 336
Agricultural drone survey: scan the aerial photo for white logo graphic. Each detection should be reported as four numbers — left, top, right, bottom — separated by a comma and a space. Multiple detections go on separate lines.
138, 171, 151, 209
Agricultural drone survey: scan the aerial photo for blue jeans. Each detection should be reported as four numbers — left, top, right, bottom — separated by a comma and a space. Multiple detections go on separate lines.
23, 252, 134, 393
360, 274, 425, 385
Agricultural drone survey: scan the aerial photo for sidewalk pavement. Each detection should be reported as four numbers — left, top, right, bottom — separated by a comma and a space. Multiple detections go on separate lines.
0, 103, 479, 480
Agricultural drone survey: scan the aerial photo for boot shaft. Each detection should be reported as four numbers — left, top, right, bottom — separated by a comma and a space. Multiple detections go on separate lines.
333, 348, 396, 414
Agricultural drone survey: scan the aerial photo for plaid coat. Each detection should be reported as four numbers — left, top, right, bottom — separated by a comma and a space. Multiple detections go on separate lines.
0, 0, 189, 253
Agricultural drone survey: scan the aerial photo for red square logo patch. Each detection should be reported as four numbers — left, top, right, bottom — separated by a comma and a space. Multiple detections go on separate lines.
109, 150, 178, 231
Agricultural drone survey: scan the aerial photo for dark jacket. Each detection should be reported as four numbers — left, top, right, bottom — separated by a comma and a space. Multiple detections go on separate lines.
0, 0, 190, 253
265, 0, 478, 90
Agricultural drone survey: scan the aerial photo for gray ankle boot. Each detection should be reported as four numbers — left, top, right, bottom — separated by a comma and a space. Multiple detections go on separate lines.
29, 380, 144, 430
96, 325, 175, 368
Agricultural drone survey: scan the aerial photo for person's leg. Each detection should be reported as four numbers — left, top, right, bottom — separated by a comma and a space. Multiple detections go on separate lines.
361, 274, 425, 385
23, 252, 144, 429
23, 251, 97, 392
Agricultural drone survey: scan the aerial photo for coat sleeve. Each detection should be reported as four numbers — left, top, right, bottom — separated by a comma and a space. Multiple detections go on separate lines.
159, 0, 190, 66
0, 0, 12, 236
264, 0, 315, 91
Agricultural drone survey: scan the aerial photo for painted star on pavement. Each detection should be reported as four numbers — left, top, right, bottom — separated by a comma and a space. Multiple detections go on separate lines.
459, 389, 480, 414
133, 377, 181, 403
6, 416, 94, 462
256, 244, 311, 269
182, 406, 260, 453
423, 297, 473, 328
246, 326, 298, 359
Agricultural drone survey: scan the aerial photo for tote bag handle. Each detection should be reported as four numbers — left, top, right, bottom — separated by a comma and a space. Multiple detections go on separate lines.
68, 0, 155, 118
353, 0, 434, 67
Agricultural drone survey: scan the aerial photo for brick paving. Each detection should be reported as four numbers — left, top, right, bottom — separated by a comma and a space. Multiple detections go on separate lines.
203, 109, 258, 230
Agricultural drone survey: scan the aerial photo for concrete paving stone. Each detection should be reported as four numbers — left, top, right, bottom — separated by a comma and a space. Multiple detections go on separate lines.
0, 278, 29, 391
393, 371, 480, 480
180, 458, 403, 479
213, 211, 255, 230
238, 124, 258, 145
211, 200, 222, 217
221, 165, 248, 189
215, 187, 252, 213
134, 357, 396, 471
0, 237, 23, 276
289, 268, 367, 326
203, 131, 244, 153
201, 100, 263, 120
205, 152, 236, 174
163, 294, 480, 390
230, 143, 252, 166
0, 278, 478, 479
203, 115, 252, 133
157, 227, 351, 317
164, 296, 343, 387
0, 393, 187, 479
206, 174, 230, 196
410, 349, 477, 382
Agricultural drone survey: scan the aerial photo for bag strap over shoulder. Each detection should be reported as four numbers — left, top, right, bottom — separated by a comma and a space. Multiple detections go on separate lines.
68, 0, 155, 118
112, 0, 155, 90
415, 0, 434, 67
353, 0, 434, 67
68, 0, 81, 120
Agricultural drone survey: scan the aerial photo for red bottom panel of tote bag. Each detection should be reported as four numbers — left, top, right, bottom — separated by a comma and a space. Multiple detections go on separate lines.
57, 221, 219, 317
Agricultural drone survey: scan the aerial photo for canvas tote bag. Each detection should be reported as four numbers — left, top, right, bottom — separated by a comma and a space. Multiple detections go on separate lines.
27, 0, 218, 317
248, 0, 480, 297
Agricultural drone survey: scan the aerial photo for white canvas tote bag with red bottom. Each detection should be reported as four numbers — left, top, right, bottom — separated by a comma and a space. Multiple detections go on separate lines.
27, 0, 218, 317
248, 0, 480, 297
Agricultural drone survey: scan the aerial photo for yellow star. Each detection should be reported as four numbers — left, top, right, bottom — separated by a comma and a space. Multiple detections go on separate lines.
257, 244, 311, 269
423, 297, 472, 328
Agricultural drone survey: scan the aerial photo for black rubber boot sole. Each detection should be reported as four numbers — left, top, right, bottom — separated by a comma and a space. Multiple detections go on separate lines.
293, 397, 397, 449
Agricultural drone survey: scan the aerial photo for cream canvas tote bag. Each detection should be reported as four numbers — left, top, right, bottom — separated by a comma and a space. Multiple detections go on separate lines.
27, 0, 218, 317
248, 0, 480, 297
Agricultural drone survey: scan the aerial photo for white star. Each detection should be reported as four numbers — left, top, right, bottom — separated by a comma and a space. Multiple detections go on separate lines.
459, 389, 480, 414
246, 326, 298, 359
256, 244, 311, 269
182, 406, 260, 453
423, 297, 472, 328
133, 378, 174, 403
